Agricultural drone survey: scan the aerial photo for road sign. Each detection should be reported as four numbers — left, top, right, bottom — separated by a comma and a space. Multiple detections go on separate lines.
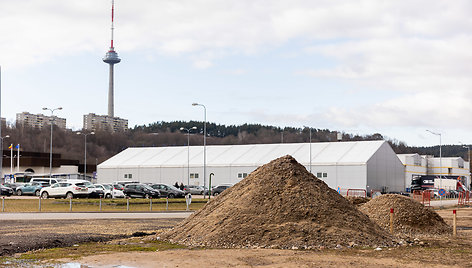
438, 188, 446, 197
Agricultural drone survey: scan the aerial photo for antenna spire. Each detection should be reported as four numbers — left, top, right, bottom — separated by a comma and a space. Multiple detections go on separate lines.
110, 0, 115, 50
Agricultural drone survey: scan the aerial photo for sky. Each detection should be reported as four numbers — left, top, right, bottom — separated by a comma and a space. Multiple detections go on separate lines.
1, 0, 472, 147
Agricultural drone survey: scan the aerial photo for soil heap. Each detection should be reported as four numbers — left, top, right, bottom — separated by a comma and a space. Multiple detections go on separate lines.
359, 194, 451, 236
162, 155, 393, 249
345, 196, 370, 206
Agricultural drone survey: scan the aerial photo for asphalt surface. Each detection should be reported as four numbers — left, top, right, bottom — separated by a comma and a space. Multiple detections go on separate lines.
0, 211, 193, 220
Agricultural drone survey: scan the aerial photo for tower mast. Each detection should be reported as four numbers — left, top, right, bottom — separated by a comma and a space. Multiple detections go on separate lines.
103, 0, 121, 118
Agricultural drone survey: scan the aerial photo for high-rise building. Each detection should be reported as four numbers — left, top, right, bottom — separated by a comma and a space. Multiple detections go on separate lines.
16, 112, 67, 130
83, 113, 128, 132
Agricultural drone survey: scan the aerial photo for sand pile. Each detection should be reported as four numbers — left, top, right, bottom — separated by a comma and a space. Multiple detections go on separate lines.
162, 155, 393, 249
345, 196, 370, 206
359, 194, 451, 236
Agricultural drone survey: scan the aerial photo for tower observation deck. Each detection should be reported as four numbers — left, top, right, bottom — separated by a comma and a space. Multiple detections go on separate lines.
103, 0, 120, 118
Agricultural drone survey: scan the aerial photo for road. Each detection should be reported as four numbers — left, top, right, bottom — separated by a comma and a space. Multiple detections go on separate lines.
0, 211, 193, 220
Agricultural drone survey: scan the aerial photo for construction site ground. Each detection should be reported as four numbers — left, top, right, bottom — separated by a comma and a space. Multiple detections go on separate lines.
0, 206, 471, 267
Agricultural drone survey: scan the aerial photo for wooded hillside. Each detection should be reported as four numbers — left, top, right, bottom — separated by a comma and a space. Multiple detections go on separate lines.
3, 121, 469, 165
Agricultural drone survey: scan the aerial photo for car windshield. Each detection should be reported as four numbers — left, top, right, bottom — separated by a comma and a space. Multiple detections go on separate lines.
102, 185, 112, 190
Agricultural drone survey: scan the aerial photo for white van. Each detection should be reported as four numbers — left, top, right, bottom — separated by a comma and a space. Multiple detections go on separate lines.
30, 178, 59, 186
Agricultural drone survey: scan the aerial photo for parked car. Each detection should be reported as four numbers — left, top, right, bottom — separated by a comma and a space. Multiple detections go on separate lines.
150, 183, 185, 198
123, 183, 161, 199
101, 183, 125, 198
183, 185, 204, 195
3, 183, 25, 194
87, 185, 105, 198
40, 180, 92, 199
112, 184, 125, 191
211, 184, 233, 196
16, 182, 48, 196
0, 185, 14, 196
30, 178, 59, 185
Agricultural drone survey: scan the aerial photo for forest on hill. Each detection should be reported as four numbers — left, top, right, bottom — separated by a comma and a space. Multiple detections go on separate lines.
3, 121, 470, 166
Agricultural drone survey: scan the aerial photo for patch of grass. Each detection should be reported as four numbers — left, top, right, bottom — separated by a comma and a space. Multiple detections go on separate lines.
19, 240, 187, 261
0, 198, 207, 212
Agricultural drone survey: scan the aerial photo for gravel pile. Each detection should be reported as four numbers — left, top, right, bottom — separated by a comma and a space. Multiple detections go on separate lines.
345, 196, 370, 206
359, 194, 451, 236
162, 155, 393, 249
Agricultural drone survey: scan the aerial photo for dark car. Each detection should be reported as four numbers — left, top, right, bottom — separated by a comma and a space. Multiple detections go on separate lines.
87, 185, 105, 198
211, 184, 232, 196
123, 184, 161, 199
0, 185, 14, 196
150, 183, 185, 198
3, 183, 25, 194
16, 182, 48, 196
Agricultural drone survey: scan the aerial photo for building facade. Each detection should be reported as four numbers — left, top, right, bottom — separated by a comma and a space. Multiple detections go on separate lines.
16, 112, 66, 130
97, 140, 405, 193
83, 113, 128, 132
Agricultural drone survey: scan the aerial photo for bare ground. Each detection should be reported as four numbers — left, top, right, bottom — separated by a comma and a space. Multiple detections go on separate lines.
1, 207, 472, 267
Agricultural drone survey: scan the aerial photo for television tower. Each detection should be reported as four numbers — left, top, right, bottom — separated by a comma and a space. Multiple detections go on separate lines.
103, 0, 121, 118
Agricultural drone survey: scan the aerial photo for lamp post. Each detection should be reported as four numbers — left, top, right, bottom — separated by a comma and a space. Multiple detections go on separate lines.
77, 132, 95, 180
426, 130, 442, 194
43, 107, 62, 177
304, 126, 312, 173
192, 103, 206, 197
459, 142, 470, 189
180, 126, 197, 186
0, 135, 9, 181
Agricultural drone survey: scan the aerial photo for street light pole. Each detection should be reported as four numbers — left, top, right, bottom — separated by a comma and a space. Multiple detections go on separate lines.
180, 126, 197, 186
426, 130, 442, 192
0, 135, 9, 181
43, 107, 62, 177
77, 132, 95, 180
304, 126, 312, 173
192, 103, 206, 197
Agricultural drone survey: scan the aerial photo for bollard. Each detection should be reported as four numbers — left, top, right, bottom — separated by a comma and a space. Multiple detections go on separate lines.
453, 210, 457, 237
2, 197, 4, 212
166, 197, 168, 211
389, 208, 394, 234
99, 197, 102, 212
38, 196, 42, 212
127, 197, 130, 212
69, 197, 72, 212
149, 197, 152, 211
185, 195, 189, 211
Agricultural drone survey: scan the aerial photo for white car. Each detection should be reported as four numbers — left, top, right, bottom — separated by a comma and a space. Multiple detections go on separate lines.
102, 183, 125, 198
40, 180, 92, 199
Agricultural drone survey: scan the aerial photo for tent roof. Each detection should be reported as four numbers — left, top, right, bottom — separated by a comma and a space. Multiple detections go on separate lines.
99, 140, 387, 169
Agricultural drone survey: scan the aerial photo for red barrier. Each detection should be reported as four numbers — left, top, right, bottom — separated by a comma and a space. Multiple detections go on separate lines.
412, 190, 431, 207
458, 191, 471, 206
347, 189, 367, 198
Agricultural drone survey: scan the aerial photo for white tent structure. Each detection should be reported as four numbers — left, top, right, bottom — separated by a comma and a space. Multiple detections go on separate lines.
98, 140, 405, 193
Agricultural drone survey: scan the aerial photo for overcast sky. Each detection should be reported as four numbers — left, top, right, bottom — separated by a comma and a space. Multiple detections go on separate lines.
1, 0, 471, 147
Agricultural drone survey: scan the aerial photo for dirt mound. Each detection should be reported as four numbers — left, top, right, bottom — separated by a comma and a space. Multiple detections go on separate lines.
162, 155, 393, 249
359, 194, 451, 236
345, 196, 370, 206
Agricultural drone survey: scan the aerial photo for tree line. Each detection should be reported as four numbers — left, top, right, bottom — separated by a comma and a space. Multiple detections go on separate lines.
2, 121, 470, 165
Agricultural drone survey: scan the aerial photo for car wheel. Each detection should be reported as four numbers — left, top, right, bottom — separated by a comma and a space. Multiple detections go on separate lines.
144, 194, 150, 199
213, 192, 219, 196
168, 193, 175, 199
17, 190, 22, 196
66, 192, 74, 199
106, 194, 112, 199
41, 191, 49, 199
35, 190, 41, 196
